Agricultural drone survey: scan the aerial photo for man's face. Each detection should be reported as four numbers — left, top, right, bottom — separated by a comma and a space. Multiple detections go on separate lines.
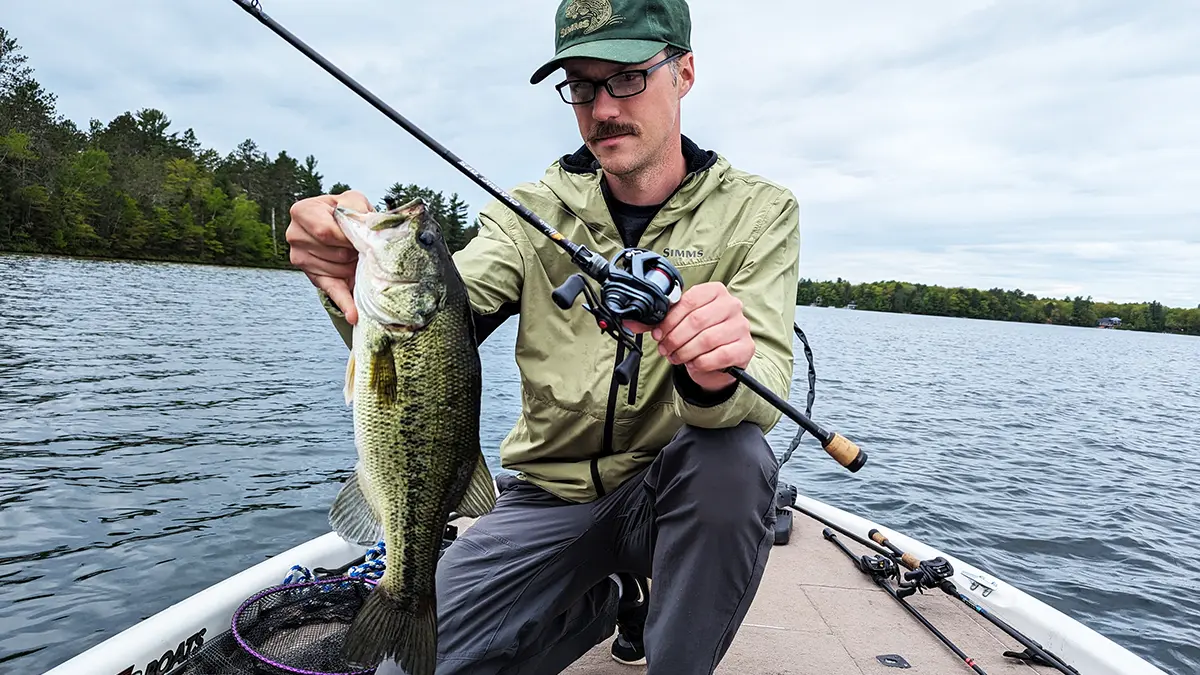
559, 51, 694, 177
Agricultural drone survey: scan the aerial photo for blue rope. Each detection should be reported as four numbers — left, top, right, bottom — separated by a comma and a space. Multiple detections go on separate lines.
282, 564, 314, 585
282, 541, 387, 588
349, 541, 387, 580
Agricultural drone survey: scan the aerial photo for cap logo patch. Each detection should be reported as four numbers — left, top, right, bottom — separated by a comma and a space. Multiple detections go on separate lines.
561, 0, 624, 38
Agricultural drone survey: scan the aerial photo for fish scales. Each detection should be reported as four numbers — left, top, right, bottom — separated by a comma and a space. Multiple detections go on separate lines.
327, 198, 496, 674
355, 262, 480, 601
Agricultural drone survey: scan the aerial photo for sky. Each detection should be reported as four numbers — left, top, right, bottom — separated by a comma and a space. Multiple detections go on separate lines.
5, 0, 1198, 307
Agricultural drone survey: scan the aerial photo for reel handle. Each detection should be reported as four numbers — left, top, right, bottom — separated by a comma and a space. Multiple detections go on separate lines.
552, 274, 588, 310
615, 350, 640, 385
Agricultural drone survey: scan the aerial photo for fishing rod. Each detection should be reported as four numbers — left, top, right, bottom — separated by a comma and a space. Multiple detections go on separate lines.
823, 528, 988, 675
230, 0, 867, 473
867, 528, 1080, 674
793, 503, 1079, 674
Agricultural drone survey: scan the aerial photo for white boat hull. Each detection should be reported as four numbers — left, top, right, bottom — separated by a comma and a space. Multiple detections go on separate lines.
41, 498, 1167, 675
42, 533, 362, 675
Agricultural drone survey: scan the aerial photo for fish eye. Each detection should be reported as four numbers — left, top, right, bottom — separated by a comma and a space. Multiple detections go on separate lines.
418, 230, 437, 247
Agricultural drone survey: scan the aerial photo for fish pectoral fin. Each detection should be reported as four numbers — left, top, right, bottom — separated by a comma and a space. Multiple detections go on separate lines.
343, 351, 356, 405
329, 466, 384, 546
455, 453, 498, 518
370, 346, 398, 407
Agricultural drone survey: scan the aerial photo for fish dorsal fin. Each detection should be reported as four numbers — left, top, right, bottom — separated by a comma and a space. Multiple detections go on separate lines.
455, 454, 498, 518
329, 464, 384, 546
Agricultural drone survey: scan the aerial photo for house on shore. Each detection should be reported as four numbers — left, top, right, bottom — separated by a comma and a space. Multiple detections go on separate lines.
1098, 317, 1122, 328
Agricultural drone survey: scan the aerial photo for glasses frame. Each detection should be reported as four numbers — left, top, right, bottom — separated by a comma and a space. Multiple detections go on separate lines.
555, 52, 685, 105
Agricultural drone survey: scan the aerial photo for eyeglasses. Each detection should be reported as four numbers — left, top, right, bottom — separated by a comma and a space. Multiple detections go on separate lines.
555, 52, 684, 105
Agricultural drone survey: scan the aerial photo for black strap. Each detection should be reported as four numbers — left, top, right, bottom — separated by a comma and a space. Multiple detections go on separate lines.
777, 323, 816, 469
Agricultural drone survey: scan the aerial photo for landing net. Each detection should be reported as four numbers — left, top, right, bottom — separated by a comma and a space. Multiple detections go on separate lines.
175, 531, 458, 675
182, 575, 378, 675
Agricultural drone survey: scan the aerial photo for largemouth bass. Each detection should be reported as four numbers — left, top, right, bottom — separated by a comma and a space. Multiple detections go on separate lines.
328, 198, 496, 674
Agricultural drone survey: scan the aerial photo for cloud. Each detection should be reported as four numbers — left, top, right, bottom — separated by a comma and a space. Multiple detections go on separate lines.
5, 0, 1197, 306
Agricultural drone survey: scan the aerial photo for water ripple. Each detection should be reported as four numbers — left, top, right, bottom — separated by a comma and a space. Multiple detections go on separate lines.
1, 254, 1197, 673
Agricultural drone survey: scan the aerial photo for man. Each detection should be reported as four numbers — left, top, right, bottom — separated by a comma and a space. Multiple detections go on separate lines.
287, 0, 801, 672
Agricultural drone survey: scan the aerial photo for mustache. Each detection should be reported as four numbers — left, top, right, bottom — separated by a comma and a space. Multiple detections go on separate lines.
588, 121, 638, 142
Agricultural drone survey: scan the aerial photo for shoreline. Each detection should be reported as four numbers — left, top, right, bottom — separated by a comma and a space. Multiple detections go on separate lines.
4, 249, 1195, 337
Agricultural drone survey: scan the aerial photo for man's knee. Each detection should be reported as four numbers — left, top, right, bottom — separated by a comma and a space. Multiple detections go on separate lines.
665, 421, 777, 475
654, 422, 779, 519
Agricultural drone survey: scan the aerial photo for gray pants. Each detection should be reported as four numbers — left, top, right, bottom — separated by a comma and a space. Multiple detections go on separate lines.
382, 422, 780, 675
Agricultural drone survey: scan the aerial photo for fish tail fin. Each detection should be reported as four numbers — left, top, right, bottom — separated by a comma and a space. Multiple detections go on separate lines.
344, 586, 438, 675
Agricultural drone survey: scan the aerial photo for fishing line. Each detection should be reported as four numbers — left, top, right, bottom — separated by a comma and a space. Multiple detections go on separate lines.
230, 0, 864, 473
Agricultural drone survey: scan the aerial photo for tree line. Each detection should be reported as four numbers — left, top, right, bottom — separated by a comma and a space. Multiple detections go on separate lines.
797, 278, 1200, 336
0, 27, 476, 268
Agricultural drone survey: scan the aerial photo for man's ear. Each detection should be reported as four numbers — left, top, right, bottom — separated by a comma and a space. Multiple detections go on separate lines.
678, 52, 695, 98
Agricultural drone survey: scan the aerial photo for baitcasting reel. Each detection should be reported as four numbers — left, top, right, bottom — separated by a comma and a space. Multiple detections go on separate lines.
896, 556, 955, 598
551, 248, 683, 385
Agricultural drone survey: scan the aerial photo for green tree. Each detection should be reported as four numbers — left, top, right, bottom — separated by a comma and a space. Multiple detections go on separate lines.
1071, 296, 1097, 327
381, 182, 475, 253
1147, 301, 1167, 332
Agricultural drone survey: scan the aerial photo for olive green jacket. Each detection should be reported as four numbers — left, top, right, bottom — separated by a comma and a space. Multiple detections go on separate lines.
320, 136, 800, 503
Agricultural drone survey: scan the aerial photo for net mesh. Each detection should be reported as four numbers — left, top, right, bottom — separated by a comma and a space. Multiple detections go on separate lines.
176, 577, 378, 675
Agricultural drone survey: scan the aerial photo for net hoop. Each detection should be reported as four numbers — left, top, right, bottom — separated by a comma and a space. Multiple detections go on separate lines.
229, 575, 380, 675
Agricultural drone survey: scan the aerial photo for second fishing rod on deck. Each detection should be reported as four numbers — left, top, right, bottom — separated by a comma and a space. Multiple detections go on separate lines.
230, 0, 868, 473
795, 503, 1080, 675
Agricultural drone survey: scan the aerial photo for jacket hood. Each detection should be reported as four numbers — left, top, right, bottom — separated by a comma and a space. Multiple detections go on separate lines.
536, 134, 726, 241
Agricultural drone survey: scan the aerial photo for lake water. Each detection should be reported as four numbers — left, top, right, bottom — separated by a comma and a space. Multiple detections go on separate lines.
1, 253, 1197, 674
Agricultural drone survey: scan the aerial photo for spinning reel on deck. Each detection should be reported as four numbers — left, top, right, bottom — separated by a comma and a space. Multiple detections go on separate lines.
551, 248, 683, 385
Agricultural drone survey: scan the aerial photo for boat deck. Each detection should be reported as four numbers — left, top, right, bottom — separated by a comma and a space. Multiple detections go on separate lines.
560, 507, 1045, 674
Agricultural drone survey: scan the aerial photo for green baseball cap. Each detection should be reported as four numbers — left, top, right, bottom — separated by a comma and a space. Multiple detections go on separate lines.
529, 0, 692, 85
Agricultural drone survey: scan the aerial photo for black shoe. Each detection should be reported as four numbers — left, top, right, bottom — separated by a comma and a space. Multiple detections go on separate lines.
610, 573, 648, 666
